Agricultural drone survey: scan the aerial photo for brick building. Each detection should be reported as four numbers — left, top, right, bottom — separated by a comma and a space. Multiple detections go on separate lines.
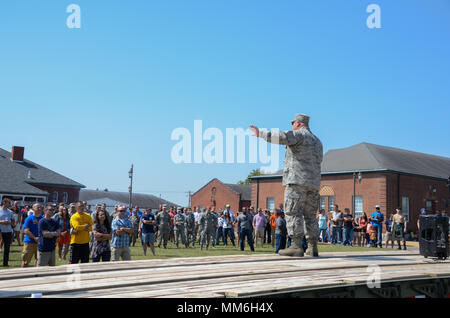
0, 146, 85, 205
250, 143, 450, 233
191, 178, 251, 212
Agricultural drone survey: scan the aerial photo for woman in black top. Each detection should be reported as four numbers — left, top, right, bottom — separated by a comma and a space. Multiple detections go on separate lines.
92, 211, 112, 262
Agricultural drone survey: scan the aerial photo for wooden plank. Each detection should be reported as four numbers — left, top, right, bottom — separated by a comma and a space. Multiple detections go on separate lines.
1, 251, 443, 298
0, 255, 427, 295
0, 250, 415, 280
29, 262, 450, 298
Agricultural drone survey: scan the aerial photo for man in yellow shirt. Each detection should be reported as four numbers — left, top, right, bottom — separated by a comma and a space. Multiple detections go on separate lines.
69, 201, 93, 263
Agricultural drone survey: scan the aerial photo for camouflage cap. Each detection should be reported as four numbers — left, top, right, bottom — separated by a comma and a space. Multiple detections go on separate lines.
291, 113, 310, 125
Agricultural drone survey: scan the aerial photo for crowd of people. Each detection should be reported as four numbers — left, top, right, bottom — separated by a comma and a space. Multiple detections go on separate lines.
0, 197, 445, 268
318, 204, 411, 249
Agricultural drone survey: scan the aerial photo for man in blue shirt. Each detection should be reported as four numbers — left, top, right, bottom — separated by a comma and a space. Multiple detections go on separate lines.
38, 205, 60, 266
370, 205, 385, 248
22, 203, 43, 267
139, 208, 156, 256
111, 207, 134, 261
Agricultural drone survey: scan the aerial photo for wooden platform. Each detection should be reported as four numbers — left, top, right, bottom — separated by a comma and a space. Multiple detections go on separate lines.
0, 250, 448, 298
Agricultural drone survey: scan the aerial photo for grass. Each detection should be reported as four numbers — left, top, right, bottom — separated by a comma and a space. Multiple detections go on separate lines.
0, 239, 389, 270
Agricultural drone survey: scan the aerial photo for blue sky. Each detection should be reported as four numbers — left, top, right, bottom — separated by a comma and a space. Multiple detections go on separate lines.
1, 0, 449, 206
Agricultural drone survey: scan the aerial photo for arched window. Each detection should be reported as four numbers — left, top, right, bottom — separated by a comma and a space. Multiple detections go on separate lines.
52, 191, 58, 203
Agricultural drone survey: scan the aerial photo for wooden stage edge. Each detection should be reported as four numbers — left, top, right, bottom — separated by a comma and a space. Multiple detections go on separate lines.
0, 250, 448, 298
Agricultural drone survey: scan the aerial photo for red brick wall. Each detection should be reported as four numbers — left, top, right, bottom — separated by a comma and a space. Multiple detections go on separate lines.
191, 179, 242, 212
251, 172, 449, 233
321, 173, 387, 215
251, 178, 285, 210
386, 173, 448, 232
33, 185, 80, 204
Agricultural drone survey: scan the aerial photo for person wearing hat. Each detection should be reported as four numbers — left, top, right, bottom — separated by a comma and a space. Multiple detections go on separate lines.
174, 207, 188, 248
184, 208, 195, 247
155, 205, 171, 249
369, 205, 385, 248
417, 208, 427, 231
250, 113, 323, 257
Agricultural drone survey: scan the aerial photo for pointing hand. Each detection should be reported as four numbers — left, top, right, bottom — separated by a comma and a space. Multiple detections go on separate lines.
249, 125, 259, 137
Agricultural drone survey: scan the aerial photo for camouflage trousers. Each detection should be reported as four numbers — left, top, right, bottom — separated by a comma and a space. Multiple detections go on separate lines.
157, 228, 170, 247
174, 226, 186, 245
284, 184, 319, 242
200, 228, 215, 247
185, 228, 195, 246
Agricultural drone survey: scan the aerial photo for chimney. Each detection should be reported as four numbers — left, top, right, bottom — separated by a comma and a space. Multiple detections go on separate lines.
11, 146, 25, 162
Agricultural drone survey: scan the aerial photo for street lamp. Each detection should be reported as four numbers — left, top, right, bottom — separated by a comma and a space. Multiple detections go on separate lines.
128, 164, 134, 209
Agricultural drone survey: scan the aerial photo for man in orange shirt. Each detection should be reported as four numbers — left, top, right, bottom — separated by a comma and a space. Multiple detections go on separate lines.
269, 209, 279, 249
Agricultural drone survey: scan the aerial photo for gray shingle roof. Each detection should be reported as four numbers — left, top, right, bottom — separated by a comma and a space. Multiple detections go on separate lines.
322, 143, 450, 179
0, 148, 85, 196
251, 142, 450, 180
79, 189, 179, 209
224, 183, 252, 201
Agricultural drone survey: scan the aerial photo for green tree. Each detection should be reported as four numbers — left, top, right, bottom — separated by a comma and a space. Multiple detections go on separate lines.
238, 169, 261, 185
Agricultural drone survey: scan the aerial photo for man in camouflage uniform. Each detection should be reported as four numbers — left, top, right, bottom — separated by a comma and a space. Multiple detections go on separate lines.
174, 207, 188, 248
155, 205, 171, 249
184, 208, 196, 248
197, 208, 207, 249
209, 207, 219, 248
250, 113, 323, 257
198, 207, 217, 250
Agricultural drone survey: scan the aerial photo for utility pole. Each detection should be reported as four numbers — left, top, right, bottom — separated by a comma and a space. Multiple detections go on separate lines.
187, 191, 192, 207
128, 164, 133, 209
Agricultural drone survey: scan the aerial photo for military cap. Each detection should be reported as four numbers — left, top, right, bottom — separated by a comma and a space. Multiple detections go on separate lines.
291, 113, 310, 125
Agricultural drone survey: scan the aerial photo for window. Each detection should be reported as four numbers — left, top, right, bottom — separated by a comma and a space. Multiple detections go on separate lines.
320, 197, 326, 211
426, 201, 433, 212
328, 196, 335, 212
401, 197, 410, 222
63, 192, 69, 204
354, 196, 363, 218
52, 191, 58, 203
266, 197, 275, 211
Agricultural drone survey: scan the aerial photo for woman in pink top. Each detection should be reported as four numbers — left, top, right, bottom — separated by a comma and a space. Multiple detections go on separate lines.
358, 213, 368, 247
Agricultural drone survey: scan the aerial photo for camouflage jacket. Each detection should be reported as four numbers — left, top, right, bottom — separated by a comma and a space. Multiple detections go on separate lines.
260, 126, 323, 189
155, 211, 171, 229
173, 213, 185, 229
184, 214, 195, 231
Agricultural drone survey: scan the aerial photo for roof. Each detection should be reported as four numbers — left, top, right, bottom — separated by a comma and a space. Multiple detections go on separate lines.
79, 189, 179, 209
224, 183, 252, 201
192, 178, 252, 201
251, 142, 450, 180
0, 148, 85, 196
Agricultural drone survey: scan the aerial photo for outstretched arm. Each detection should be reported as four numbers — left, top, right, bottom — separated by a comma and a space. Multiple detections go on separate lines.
249, 125, 302, 146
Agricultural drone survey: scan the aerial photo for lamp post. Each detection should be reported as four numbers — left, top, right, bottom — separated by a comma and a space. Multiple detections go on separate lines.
128, 164, 133, 210
353, 171, 362, 215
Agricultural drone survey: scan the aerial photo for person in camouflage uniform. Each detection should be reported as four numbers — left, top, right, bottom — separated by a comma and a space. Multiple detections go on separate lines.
209, 208, 219, 248
250, 113, 323, 257
155, 205, 171, 249
129, 209, 141, 247
174, 207, 188, 248
184, 208, 196, 248
198, 207, 217, 250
